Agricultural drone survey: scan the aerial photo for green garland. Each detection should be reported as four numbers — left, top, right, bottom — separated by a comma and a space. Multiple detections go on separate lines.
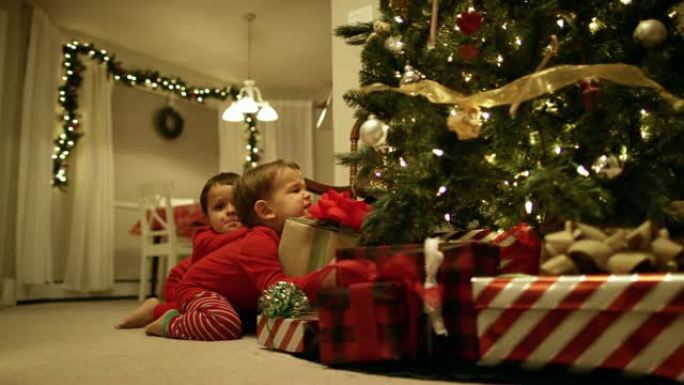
243, 113, 261, 170
53, 40, 240, 188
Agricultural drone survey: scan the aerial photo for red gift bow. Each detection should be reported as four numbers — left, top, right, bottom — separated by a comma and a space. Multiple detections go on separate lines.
308, 189, 370, 232
316, 255, 422, 361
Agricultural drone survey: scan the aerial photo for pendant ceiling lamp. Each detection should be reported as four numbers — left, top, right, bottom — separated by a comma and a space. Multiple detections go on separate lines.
222, 13, 278, 122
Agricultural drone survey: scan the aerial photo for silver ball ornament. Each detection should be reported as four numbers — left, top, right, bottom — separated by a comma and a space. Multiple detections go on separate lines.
592, 154, 623, 179
384, 35, 404, 54
400, 64, 423, 85
360, 114, 389, 148
633, 19, 668, 48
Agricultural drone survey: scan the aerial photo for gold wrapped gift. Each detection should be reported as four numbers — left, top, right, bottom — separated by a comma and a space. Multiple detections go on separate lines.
278, 217, 361, 277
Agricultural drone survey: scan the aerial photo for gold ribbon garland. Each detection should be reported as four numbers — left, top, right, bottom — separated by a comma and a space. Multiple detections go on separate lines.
361, 63, 684, 137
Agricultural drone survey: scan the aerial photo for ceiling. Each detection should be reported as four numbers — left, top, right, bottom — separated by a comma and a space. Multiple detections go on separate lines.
30, 0, 332, 100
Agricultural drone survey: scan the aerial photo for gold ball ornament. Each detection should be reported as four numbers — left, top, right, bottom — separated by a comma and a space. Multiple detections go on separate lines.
633, 19, 668, 48
360, 114, 389, 148
447, 105, 482, 140
373, 20, 391, 34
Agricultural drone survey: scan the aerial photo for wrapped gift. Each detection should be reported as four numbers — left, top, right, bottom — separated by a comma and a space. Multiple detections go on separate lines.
438, 223, 541, 275
473, 274, 684, 382
256, 314, 318, 353
336, 240, 500, 360
279, 217, 360, 276
318, 281, 415, 365
541, 220, 682, 275
256, 282, 318, 353
279, 190, 370, 276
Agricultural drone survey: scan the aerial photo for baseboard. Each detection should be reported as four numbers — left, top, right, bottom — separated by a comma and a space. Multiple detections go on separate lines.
1, 278, 16, 306
15, 281, 139, 303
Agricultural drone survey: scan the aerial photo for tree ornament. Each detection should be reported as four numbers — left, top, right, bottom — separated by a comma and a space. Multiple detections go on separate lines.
384, 35, 405, 55
456, 12, 483, 35
389, 0, 409, 17
400, 64, 423, 85
447, 105, 482, 140
458, 44, 479, 61
672, 2, 684, 34
373, 20, 391, 35
579, 77, 600, 110
592, 154, 623, 180
257, 281, 310, 318
360, 114, 389, 148
633, 19, 668, 48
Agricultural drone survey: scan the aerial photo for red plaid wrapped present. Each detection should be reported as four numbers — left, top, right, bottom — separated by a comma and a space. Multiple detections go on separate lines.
256, 314, 318, 353
318, 281, 416, 365
441, 224, 541, 275
473, 274, 684, 382
336, 241, 500, 360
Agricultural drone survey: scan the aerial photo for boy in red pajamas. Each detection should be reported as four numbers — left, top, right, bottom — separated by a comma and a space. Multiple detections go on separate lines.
145, 160, 323, 340
116, 172, 242, 329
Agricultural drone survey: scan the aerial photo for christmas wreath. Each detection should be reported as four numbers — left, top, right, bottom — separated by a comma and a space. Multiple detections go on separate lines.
156, 107, 184, 139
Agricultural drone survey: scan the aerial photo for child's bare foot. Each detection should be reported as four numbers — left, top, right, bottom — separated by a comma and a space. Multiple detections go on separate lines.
115, 298, 159, 329
145, 309, 177, 337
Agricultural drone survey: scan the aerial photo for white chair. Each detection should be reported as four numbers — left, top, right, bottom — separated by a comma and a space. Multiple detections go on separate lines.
138, 181, 193, 301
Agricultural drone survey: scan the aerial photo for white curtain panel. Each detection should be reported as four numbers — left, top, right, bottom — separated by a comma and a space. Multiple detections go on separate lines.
63, 60, 115, 292
218, 100, 314, 177
261, 100, 314, 178
15, 7, 62, 285
217, 101, 245, 174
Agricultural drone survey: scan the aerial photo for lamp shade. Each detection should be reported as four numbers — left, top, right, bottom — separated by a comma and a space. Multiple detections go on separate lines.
222, 103, 244, 122
256, 102, 278, 121
236, 95, 259, 114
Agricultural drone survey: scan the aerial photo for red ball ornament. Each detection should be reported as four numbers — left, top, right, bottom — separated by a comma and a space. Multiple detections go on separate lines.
456, 12, 483, 35
579, 78, 600, 110
459, 44, 480, 61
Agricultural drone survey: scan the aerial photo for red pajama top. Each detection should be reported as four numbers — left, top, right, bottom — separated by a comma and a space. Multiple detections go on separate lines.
175, 225, 320, 313
191, 226, 246, 264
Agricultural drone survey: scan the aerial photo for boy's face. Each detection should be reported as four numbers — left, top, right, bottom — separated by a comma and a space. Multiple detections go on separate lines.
206, 184, 242, 233
263, 167, 311, 232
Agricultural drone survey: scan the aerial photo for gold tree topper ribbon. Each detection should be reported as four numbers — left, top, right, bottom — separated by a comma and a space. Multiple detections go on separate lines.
361, 63, 684, 137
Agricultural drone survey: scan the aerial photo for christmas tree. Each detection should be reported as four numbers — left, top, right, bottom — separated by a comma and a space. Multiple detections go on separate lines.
336, 0, 684, 245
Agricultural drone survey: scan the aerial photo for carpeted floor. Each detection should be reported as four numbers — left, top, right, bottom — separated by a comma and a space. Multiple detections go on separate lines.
0, 300, 677, 385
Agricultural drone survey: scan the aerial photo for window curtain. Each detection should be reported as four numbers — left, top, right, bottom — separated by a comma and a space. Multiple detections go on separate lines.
217, 100, 244, 174
261, 100, 314, 178
218, 100, 314, 177
62, 59, 115, 292
15, 7, 62, 285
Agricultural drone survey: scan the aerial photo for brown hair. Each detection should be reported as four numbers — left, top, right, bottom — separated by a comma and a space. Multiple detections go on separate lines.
199, 172, 240, 215
233, 160, 300, 227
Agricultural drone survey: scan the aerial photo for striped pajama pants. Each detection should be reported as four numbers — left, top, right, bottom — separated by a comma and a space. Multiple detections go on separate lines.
166, 291, 242, 341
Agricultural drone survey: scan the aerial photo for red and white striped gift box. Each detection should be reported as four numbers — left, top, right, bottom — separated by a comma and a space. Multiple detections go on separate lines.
472, 274, 684, 381
256, 314, 318, 353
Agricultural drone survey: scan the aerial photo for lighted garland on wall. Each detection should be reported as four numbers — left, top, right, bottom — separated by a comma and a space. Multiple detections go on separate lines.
53, 40, 240, 187
243, 114, 261, 170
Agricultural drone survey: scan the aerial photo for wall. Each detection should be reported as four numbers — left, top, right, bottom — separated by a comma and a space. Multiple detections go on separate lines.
0, 0, 30, 304
51, 30, 223, 282
330, 1, 377, 186
111, 85, 219, 280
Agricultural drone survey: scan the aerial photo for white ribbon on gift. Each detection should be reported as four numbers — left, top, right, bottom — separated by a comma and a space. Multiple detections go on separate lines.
424, 237, 448, 336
